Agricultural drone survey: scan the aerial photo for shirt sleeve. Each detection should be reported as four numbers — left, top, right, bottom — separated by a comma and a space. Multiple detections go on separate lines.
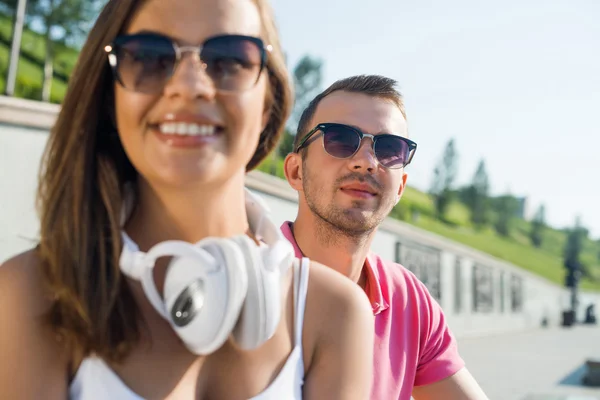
412, 277, 465, 387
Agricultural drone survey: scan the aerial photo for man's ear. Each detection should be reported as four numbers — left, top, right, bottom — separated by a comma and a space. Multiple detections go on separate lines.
283, 152, 303, 191
396, 171, 408, 204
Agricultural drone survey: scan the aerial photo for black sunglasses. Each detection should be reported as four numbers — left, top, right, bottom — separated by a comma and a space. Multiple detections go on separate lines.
104, 32, 270, 94
295, 123, 417, 169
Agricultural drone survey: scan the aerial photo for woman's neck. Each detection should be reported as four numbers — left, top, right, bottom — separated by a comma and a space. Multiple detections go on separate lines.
125, 171, 250, 251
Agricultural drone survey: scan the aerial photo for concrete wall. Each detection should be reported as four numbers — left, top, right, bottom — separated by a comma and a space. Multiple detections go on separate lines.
1, 95, 598, 339
0, 96, 56, 260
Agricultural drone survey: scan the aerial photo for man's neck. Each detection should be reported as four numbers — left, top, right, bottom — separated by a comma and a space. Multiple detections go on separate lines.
291, 214, 376, 289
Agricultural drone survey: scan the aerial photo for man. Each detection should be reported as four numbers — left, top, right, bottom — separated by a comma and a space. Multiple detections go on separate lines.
282, 74, 488, 399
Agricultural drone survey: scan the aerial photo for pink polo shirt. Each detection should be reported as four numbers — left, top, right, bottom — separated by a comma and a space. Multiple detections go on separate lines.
281, 222, 465, 400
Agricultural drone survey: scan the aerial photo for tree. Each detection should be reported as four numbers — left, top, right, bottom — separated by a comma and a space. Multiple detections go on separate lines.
277, 128, 296, 159
493, 194, 519, 237
26, 0, 106, 101
563, 216, 589, 312
0, 0, 18, 14
429, 139, 458, 221
275, 54, 323, 160
564, 216, 588, 270
1, 0, 22, 96
530, 204, 546, 247
463, 159, 490, 229
290, 55, 323, 130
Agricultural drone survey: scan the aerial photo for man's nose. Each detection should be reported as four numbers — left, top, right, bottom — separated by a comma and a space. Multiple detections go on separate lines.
347, 138, 378, 172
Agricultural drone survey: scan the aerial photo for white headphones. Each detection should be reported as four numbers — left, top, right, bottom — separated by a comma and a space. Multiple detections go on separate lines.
119, 187, 295, 355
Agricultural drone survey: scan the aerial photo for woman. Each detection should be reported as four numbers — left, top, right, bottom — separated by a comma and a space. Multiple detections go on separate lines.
0, 0, 374, 399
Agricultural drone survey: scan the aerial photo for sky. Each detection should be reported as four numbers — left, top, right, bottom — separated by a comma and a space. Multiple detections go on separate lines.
269, 0, 600, 238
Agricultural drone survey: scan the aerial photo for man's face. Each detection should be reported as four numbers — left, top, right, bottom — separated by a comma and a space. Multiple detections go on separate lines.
291, 91, 409, 236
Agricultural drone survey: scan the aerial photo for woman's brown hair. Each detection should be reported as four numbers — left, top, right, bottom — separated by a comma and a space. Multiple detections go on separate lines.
36, 0, 292, 363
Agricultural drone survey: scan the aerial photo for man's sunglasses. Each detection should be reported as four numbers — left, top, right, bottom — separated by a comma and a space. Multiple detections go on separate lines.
294, 123, 417, 169
104, 32, 271, 94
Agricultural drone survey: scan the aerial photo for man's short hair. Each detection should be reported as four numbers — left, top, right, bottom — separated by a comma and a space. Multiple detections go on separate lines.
294, 74, 407, 152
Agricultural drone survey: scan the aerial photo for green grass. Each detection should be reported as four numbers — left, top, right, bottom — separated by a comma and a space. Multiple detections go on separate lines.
256, 154, 287, 180
400, 188, 472, 226
415, 216, 566, 283
3, 10, 599, 291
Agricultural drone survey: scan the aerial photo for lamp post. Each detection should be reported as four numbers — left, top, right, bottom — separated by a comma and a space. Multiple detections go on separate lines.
5, 0, 28, 96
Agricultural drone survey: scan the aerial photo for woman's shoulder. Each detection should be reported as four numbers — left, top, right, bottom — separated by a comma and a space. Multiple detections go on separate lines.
301, 259, 374, 347
305, 260, 373, 317
298, 260, 375, 399
0, 249, 51, 318
0, 249, 70, 399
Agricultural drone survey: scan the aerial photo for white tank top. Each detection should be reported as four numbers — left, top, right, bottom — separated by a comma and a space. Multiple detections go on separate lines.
69, 257, 310, 400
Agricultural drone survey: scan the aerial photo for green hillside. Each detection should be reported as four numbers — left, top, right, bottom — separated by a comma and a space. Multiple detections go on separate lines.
0, 13, 77, 102
397, 190, 599, 290
3, 12, 599, 291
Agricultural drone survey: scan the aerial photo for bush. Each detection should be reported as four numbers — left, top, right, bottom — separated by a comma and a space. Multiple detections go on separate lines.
256, 154, 286, 180
15, 76, 42, 100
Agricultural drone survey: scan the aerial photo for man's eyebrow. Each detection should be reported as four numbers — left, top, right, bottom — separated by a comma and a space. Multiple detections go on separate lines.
345, 123, 393, 136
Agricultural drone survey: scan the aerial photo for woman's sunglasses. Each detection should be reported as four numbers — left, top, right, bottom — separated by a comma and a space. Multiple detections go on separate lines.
295, 123, 417, 169
104, 32, 271, 94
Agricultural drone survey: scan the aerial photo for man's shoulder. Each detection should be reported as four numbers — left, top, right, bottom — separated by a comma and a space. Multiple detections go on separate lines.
367, 255, 465, 389
367, 252, 425, 291
367, 252, 440, 316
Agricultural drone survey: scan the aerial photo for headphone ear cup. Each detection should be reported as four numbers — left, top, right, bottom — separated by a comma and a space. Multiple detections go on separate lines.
230, 236, 282, 350
163, 238, 248, 355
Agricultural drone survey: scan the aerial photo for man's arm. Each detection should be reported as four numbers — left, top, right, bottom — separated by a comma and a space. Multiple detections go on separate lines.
407, 274, 488, 400
412, 367, 489, 400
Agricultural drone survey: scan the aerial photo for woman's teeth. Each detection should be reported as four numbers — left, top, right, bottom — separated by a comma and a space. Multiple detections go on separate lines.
158, 123, 216, 136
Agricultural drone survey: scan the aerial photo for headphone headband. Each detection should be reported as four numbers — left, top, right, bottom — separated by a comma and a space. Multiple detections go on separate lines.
117, 186, 295, 355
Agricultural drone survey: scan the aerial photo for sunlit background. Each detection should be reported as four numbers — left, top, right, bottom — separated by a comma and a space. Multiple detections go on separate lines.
0, 0, 599, 399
